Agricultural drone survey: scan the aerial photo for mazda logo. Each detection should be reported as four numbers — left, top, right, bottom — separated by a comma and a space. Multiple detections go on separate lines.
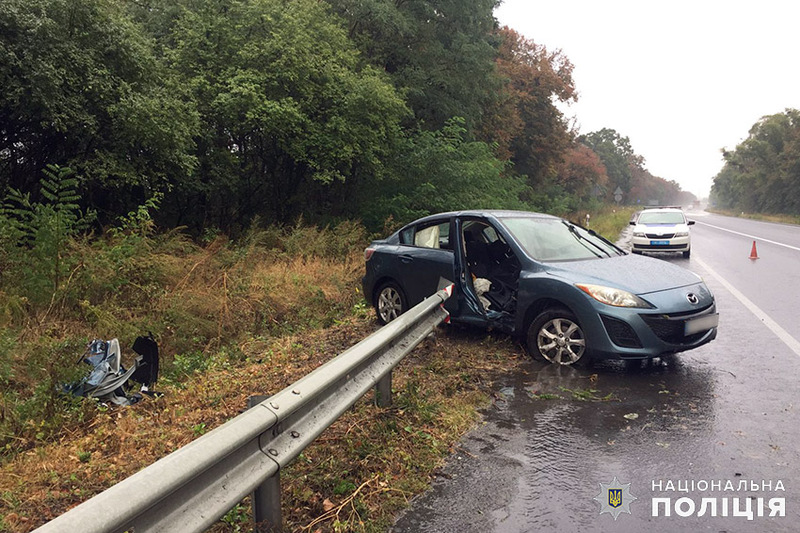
686, 293, 699, 304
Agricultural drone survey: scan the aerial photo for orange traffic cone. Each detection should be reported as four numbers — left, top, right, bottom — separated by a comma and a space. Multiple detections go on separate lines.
749, 240, 759, 260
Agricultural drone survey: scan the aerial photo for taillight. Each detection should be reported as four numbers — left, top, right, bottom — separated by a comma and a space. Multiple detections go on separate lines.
364, 247, 376, 261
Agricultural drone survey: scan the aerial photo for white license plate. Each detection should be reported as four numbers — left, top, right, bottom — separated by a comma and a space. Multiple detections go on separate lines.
685, 313, 719, 335
650, 240, 670, 245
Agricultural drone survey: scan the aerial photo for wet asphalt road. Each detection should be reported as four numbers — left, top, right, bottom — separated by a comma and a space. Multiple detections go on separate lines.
392, 211, 800, 532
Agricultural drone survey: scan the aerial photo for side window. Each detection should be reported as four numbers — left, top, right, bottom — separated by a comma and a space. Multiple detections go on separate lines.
438, 222, 451, 249
400, 227, 414, 245
415, 224, 440, 248
400, 221, 451, 249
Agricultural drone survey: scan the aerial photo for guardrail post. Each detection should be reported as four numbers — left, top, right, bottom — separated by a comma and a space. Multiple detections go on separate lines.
249, 395, 283, 532
375, 370, 392, 407
253, 474, 282, 532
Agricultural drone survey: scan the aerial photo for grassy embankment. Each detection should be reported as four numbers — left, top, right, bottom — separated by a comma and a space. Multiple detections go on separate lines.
0, 206, 634, 533
576, 205, 637, 242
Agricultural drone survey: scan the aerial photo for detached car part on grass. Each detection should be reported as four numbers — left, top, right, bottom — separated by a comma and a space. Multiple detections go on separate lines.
65, 334, 160, 405
363, 210, 718, 366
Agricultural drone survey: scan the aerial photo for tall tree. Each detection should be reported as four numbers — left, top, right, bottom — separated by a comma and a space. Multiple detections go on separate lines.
483, 27, 576, 189
361, 118, 527, 228
0, 0, 197, 215
628, 166, 684, 206
555, 143, 608, 202
327, 0, 501, 133
711, 109, 800, 214
579, 128, 639, 197
159, 0, 408, 229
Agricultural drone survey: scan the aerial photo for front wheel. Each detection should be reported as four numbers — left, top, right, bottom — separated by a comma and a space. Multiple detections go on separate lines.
682, 248, 691, 258
374, 282, 407, 325
527, 308, 589, 366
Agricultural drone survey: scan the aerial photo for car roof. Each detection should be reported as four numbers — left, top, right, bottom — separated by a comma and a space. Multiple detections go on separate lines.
409, 210, 560, 225
640, 206, 683, 212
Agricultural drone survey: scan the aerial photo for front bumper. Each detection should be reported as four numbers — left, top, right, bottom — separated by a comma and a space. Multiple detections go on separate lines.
568, 278, 717, 360
630, 234, 690, 252
588, 302, 718, 360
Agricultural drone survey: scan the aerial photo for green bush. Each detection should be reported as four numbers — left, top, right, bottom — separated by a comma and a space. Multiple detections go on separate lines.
0, 165, 94, 307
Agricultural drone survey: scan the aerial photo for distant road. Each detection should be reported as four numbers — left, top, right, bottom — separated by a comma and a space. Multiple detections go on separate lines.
688, 210, 800, 348
692, 212, 800, 251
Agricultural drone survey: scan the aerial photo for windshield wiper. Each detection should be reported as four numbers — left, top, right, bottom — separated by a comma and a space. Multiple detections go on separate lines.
562, 221, 611, 258
587, 228, 625, 256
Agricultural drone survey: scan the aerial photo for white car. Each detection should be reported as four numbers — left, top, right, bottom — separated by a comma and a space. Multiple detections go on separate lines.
629, 207, 694, 258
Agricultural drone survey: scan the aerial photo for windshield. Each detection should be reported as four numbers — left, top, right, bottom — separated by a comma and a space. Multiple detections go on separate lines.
500, 217, 622, 262
637, 211, 685, 224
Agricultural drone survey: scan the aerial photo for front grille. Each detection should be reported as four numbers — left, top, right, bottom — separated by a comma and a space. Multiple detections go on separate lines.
646, 233, 675, 239
601, 315, 643, 348
637, 244, 686, 250
640, 306, 714, 345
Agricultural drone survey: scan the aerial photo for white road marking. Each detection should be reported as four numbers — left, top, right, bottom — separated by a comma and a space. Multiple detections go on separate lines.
695, 221, 800, 252
694, 256, 800, 358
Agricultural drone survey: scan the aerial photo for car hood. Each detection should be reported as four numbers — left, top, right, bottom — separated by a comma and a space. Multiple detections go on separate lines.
634, 223, 688, 232
543, 254, 703, 295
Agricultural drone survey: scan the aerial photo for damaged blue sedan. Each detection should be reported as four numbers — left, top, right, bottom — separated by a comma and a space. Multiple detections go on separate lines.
362, 210, 718, 365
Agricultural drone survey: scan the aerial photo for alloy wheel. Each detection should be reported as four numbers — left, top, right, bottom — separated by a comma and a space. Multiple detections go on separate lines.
377, 286, 403, 323
537, 317, 586, 365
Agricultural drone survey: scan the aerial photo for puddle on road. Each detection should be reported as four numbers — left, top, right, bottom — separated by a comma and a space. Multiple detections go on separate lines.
392, 355, 721, 533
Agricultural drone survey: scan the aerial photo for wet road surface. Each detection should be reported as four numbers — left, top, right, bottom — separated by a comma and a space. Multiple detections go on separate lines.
392, 211, 800, 532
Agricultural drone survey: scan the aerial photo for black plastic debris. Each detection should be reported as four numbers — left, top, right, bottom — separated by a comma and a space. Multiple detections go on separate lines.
130, 334, 159, 395
65, 334, 160, 406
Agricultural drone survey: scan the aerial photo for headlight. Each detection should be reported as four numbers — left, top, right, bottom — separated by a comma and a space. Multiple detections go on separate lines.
674, 231, 689, 237
632, 231, 646, 237
575, 283, 653, 308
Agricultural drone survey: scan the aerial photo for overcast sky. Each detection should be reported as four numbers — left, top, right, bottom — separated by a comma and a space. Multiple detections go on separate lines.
495, 0, 800, 198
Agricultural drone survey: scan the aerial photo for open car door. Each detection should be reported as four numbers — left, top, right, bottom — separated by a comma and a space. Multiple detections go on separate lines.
453, 216, 520, 331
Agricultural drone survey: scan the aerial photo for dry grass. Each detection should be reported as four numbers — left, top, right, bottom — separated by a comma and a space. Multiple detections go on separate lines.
0, 223, 367, 462
567, 205, 638, 242
0, 318, 525, 532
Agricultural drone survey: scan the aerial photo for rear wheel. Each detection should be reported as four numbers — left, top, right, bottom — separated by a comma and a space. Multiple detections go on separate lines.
527, 308, 589, 366
375, 282, 407, 325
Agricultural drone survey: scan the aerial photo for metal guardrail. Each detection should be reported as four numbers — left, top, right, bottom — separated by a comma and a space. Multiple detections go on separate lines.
33, 286, 453, 533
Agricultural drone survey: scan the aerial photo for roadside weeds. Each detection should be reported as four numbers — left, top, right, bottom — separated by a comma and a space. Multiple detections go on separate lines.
0, 320, 525, 533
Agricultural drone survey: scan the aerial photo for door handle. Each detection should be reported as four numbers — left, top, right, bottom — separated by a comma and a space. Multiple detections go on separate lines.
400, 254, 413, 264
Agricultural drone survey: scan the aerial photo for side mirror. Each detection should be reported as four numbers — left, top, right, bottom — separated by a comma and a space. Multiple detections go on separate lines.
629, 221, 636, 226
688, 220, 696, 225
